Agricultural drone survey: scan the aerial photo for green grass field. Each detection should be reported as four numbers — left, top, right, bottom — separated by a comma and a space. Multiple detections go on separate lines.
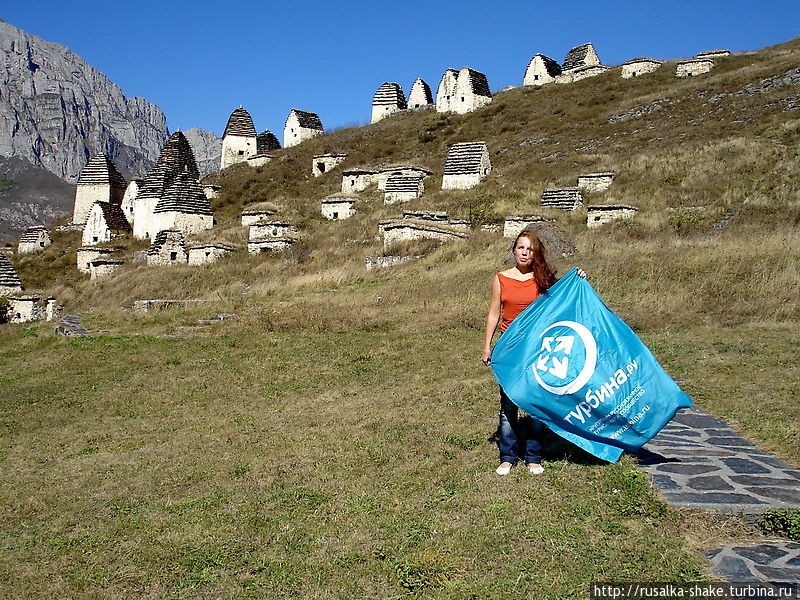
2, 38, 799, 599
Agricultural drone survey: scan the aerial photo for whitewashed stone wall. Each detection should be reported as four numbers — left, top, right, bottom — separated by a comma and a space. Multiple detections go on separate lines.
524, 55, 558, 86
133, 196, 157, 240
452, 67, 492, 114
384, 178, 424, 204
246, 155, 272, 168
284, 112, 322, 148
447, 219, 471, 233
577, 172, 615, 193
249, 221, 300, 240
621, 59, 662, 79
376, 168, 431, 191
676, 59, 715, 77
90, 259, 123, 279
147, 231, 188, 266
81, 203, 125, 246
586, 205, 638, 229
45, 298, 59, 321
18, 229, 51, 254
150, 211, 213, 238
382, 221, 467, 251
77, 247, 115, 273
188, 245, 234, 265
0, 284, 22, 298
341, 171, 379, 194
570, 65, 611, 82
696, 50, 730, 59
248, 237, 295, 254
435, 69, 460, 113
241, 210, 277, 226
371, 103, 403, 124
503, 216, 552, 238
365, 255, 420, 270
441, 143, 491, 191
121, 179, 141, 224
321, 198, 356, 220
407, 79, 433, 109
312, 154, 348, 177
73, 183, 109, 225
221, 134, 257, 170
7, 296, 39, 323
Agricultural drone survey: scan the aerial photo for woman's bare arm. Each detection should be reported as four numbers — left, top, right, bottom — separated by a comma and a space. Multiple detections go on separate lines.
481, 275, 501, 365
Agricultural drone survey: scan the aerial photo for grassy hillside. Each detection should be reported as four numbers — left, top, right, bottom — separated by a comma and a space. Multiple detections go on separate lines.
1, 39, 799, 598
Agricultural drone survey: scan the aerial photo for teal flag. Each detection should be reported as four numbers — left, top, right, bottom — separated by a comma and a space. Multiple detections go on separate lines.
490, 269, 693, 462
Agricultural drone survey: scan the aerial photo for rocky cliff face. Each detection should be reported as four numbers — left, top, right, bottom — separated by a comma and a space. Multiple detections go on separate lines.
183, 128, 222, 178
0, 19, 168, 182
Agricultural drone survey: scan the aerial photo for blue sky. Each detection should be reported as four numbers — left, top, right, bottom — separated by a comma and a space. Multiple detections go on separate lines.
3, 1, 799, 138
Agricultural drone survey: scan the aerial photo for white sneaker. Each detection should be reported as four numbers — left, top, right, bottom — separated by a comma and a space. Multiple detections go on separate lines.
496, 463, 512, 476
527, 463, 544, 475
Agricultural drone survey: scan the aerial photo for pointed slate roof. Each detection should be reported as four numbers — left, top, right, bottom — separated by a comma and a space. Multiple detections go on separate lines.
563, 43, 598, 71
224, 107, 257, 138
154, 173, 213, 215
137, 132, 200, 201
408, 78, 433, 105
287, 109, 323, 131
93, 202, 132, 231
385, 175, 423, 193
77, 154, 126, 190
0, 253, 22, 288
256, 130, 281, 153
531, 53, 562, 77
147, 229, 186, 255
19, 225, 49, 243
461, 68, 491, 97
443, 142, 488, 175
373, 82, 407, 108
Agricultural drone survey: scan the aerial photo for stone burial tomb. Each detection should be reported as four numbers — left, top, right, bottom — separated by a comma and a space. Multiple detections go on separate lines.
436, 67, 492, 114
383, 176, 424, 204
72, 154, 127, 226
17, 226, 51, 254
321, 196, 357, 220
371, 82, 407, 123
147, 230, 189, 266
621, 58, 663, 79
676, 58, 715, 77
77, 247, 118, 273
82, 202, 131, 246
284, 109, 323, 148
312, 153, 348, 177
540, 188, 583, 210
220, 106, 258, 170
248, 221, 300, 254
523, 53, 562, 86
577, 172, 615, 193
0, 253, 23, 297
586, 205, 638, 229
441, 142, 491, 190
407, 78, 433, 109
188, 243, 235, 265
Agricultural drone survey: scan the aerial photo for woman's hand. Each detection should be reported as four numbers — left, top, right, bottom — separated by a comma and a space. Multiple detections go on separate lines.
577, 268, 587, 279
481, 349, 492, 366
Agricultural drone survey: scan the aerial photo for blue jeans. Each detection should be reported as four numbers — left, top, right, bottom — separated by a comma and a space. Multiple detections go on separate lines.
498, 388, 542, 464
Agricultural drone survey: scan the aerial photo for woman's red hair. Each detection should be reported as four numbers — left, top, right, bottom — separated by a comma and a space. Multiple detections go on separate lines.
513, 230, 557, 291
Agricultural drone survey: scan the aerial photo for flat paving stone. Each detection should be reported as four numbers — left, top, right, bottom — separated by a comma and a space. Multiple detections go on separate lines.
705, 543, 800, 585
636, 407, 800, 514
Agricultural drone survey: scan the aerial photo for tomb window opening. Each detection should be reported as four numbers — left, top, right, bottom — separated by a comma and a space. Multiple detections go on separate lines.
170, 252, 177, 261
93, 236, 98, 242
317, 163, 326, 173
534, 75, 539, 81
205, 251, 210, 257
333, 212, 338, 219
238, 150, 244, 155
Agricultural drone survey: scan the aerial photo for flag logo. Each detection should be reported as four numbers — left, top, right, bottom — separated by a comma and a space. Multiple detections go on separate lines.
532, 320, 598, 395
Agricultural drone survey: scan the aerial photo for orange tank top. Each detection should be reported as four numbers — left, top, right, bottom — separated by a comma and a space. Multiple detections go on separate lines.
498, 273, 541, 331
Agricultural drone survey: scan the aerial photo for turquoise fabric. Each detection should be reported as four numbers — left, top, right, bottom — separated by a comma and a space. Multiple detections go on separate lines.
491, 268, 693, 462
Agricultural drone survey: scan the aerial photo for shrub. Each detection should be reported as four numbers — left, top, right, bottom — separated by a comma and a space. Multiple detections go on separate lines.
758, 509, 800, 540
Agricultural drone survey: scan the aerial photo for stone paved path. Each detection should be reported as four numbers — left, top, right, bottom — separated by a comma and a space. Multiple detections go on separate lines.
636, 407, 800, 514
704, 542, 800, 586
636, 407, 800, 588
54, 314, 88, 336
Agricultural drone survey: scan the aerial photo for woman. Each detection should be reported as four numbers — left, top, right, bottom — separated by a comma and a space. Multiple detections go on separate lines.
481, 229, 558, 476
